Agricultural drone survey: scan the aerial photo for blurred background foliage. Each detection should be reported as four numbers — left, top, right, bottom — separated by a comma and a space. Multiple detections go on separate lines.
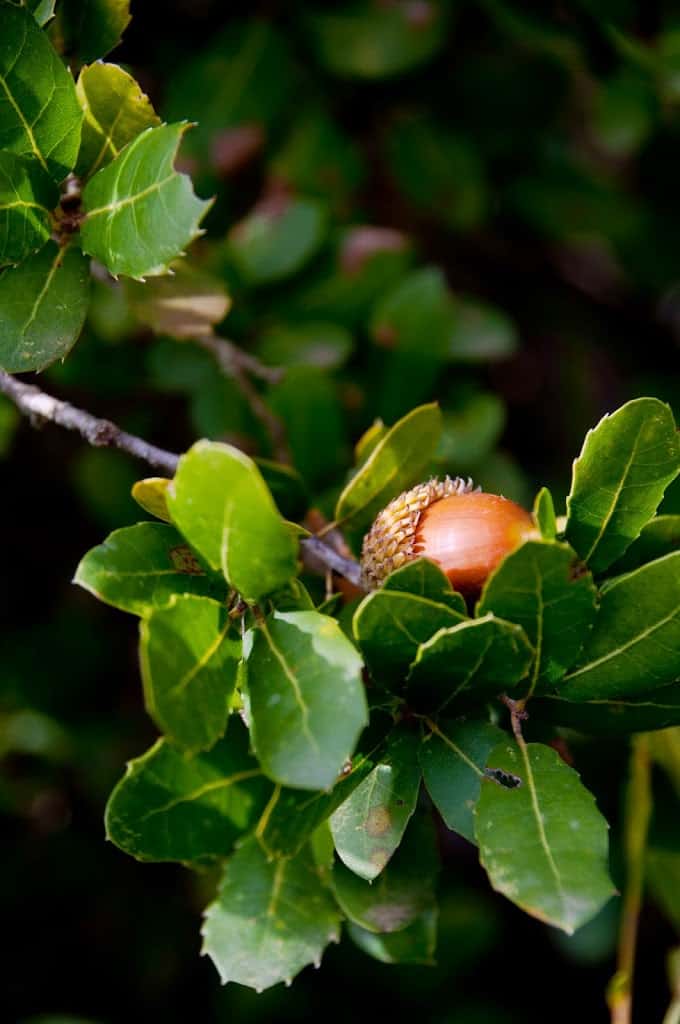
3, 0, 680, 1021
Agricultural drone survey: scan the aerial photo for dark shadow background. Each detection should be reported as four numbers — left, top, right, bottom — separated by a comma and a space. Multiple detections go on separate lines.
3, 2, 680, 1022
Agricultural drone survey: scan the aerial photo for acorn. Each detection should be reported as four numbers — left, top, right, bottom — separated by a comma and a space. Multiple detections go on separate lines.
360, 477, 536, 595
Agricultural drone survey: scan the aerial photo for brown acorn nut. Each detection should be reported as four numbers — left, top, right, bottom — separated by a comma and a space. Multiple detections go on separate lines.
360, 477, 536, 595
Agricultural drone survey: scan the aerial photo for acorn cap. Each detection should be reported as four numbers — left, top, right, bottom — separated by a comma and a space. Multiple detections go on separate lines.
360, 476, 477, 590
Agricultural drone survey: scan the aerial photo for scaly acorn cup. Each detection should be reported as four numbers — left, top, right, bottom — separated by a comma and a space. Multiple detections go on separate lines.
360, 477, 536, 595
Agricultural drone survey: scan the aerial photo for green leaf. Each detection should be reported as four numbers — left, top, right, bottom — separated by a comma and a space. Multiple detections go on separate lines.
331, 811, 438, 933
353, 590, 466, 688
58, 0, 131, 62
105, 722, 269, 863
477, 540, 597, 695
257, 321, 353, 371
22, 0, 56, 27
307, 1, 450, 79
565, 398, 680, 573
75, 62, 159, 179
647, 846, 680, 931
330, 726, 421, 880
407, 615, 534, 712
130, 478, 172, 523
419, 719, 506, 843
369, 269, 455, 419
561, 553, 680, 701
254, 459, 309, 522
335, 402, 443, 530
126, 261, 230, 340
74, 521, 223, 615
347, 909, 437, 965
476, 740, 615, 934
0, 2, 82, 182
167, 440, 298, 602
382, 557, 467, 613
227, 198, 327, 286
202, 837, 341, 991
0, 242, 90, 372
533, 687, 680, 735
254, 749, 379, 859
533, 487, 557, 540
0, 152, 57, 267
81, 123, 211, 280
608, 515, 680, 573
435, 392, 506, 471
246, 610, 367, 790
385, 114, 486, 230
140, 595, 240, 753
447, 299, 518, 363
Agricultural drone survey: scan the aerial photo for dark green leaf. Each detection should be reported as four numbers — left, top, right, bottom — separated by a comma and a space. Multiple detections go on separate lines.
105, 722, 269, 863
202, 837, 341, 991
0, 242, 90, 372
335, 402, 442, 530
74, 521, 223, 615
477, 540, 597, 694
382, 557, 466, 613
0, 2, 82, 182
255, 459, 309, 521
140, 595, 240, 753
369, 269, 454, 418
347, 909, 437, 965
476, 740, 615, 933
307, 1, 450, 79
407, 614, 533, 712
561, 553, 680, 700
647, 846, 680, 931
353, 590, 466, 687
330, 726, 421, 880
254, 749, 379, 859
0, 153, 57, 267
163, 20, 294, 168
246, 610, 367, 790
386, 114, 486, 230
59, 0, 131, 62
420, 718, 506, 843
565, 398, 680, 573
75, 62, 159, 179
81, 123, 211, 279
167, 441, 299, 602
608, 515, 680, 573
533, 687, 680, 735
227, 198, 327, 286
533, 487, 557, 540
331, 811, 438, 933
268, 366, 348, 490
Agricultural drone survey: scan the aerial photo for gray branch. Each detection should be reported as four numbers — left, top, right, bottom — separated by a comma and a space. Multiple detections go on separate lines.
0, 370, 363, 587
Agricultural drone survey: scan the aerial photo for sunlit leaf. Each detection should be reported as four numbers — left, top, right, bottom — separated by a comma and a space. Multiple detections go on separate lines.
476, 740, 615, 933
202, 837, 341, 991
81, 123, 211, 279
75, 62, 159, 179
566, 398, 680, 573
246, 610, 367, 790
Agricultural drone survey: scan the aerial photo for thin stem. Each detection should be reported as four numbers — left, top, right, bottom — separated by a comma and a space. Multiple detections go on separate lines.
195, 335, 291, 464
663, 949, 680, 1024
500, 694, 528, 744
608, 734, 652, 1024
0, 371, 179, 475
0, 371, 361, 586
